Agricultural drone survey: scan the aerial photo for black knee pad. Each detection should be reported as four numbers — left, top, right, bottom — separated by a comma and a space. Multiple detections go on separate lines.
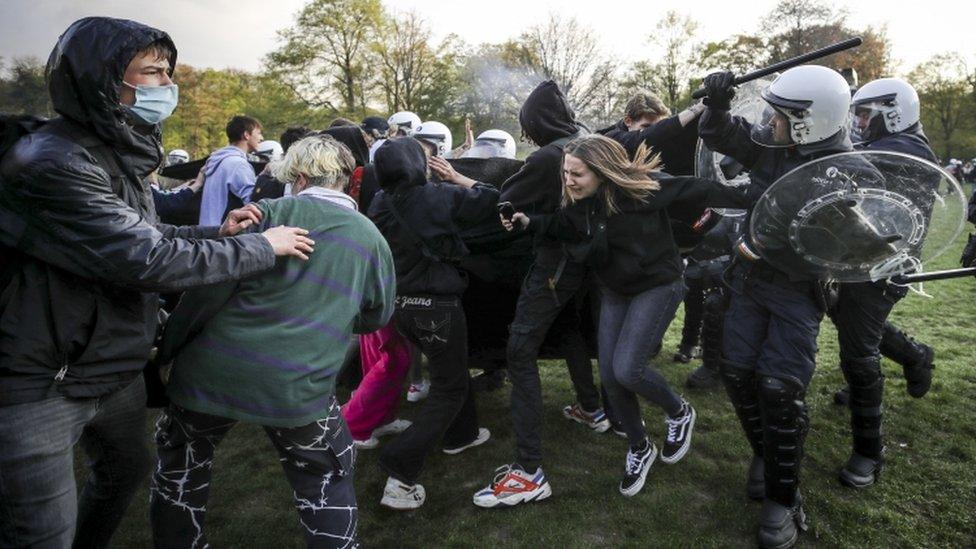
840, 357, 883, 389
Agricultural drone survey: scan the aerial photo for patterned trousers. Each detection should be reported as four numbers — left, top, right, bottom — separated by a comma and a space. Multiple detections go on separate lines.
150, 396, 358, 548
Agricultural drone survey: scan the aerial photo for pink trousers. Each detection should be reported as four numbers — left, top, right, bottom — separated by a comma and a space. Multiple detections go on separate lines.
341, 323, 412, 440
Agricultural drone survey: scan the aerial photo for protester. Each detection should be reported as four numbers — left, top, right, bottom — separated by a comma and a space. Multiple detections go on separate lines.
369, 137, 497, 510
150, 135, 395, 548
0, 17, 313, 547
503, 135, 754, 496
473, 81, 607, 509
252, 125, 312, 202
198, 115, 263, 225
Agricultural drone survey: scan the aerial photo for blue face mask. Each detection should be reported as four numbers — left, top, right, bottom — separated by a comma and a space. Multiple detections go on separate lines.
122, 81, 179, 125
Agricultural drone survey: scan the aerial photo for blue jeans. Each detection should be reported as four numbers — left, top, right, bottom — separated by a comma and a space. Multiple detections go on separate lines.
0, 376, 151, 548
598, 280, 686, 447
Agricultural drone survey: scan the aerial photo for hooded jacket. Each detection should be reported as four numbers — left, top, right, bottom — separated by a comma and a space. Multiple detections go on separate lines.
0, 17, 275, 405
368, 138, 499, 295
499, 81, 583, 264
198, 145, 255, 225
597, 115, 700, 176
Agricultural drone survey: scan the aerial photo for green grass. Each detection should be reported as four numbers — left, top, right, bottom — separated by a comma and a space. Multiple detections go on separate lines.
86, 239, 976, 548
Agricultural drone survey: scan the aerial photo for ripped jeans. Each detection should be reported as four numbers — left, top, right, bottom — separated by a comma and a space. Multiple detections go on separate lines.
150, 396, 358, 549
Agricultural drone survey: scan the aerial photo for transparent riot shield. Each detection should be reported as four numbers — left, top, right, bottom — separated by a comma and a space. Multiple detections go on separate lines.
748, 150, 966, 282
694, 76, 778, 217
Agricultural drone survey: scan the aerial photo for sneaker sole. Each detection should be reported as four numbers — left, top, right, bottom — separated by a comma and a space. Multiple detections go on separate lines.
472, 483, 552, 508
443, 428, 491, 455
562, 408, 612, 433
661, 407, 696, 464
619, 445, 658, 497
380, 496, 425, 510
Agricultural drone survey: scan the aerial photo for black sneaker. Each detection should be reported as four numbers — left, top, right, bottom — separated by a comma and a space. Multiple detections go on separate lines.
661, 401, 696, 464
673, 343, 701, 363
619, 439, 657, 496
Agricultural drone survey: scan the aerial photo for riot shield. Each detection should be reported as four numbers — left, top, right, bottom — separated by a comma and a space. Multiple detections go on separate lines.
748, 150, 966, 282
694, 76, 778, 216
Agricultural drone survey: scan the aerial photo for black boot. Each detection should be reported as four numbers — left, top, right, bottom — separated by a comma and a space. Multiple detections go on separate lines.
879, 321, 934, 398
686, 362, 721, 389
833, 384, 850, 406
757, 375, 809, 549
720, 360, 765, 499
673, 341, 701, 363
839, 357, 885, 488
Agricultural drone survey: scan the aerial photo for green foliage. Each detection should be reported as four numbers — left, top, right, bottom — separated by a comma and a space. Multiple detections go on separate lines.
0, 57, 53, 117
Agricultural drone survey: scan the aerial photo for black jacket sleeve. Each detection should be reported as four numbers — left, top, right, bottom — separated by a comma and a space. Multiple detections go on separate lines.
450, 182, 501, 230
499, 147, 562, 214
698, 108, 763, 170
2, 155, 276, 293
650, 175, 759, 216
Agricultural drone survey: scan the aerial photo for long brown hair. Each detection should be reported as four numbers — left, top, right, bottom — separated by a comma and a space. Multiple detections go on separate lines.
561, 134, 662, 215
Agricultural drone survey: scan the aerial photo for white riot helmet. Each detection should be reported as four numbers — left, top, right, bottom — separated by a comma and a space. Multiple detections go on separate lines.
388, 111, 422, 136
851, 78, 921, 142
413, 121, 453, 157
752, 65, 852, 148
167, 149, 189, 165
255, 140, 284, 162
463, 129, 517, 159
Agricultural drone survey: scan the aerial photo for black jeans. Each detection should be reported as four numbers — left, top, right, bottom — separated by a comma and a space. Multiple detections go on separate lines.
0, 376, 151, 549
379, 294, 478, 483
507, 257, 589, 471
150, 397, 357, 549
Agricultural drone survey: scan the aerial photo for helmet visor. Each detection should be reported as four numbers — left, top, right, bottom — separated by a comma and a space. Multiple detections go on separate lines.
851, 102, 889, 142
750, 104, 794, 147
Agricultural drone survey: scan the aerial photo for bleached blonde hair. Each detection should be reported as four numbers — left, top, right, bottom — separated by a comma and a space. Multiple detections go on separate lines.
273, 135, 354, 190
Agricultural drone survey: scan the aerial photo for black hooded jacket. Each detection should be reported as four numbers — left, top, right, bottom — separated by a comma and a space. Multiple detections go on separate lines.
597, 115, 700, 176
0, 17, 275, 405
498, 80, 583, 264
368, 138, 499, 295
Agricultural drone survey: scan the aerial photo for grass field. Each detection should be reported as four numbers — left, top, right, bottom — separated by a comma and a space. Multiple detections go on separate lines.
89, 235, 976, 548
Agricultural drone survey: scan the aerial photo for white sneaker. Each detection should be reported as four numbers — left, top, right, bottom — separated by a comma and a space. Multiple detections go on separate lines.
472, 464, 552, 508
372, 418, 412, 438
353, 436, 379, 450
443, 427, 491, 455
407, 379, 430, 402
380, 477, 426, 510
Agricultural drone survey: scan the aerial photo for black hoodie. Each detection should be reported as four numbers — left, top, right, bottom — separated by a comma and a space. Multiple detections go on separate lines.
0, 17, 274, 404
368, 138, 499, 295
322, 126, 370, 167
499, 80, 583, 263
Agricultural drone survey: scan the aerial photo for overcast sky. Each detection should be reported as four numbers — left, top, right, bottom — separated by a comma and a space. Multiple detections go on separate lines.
2, 0, 974, 77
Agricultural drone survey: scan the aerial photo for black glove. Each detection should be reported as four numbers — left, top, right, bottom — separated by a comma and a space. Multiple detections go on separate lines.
702, 71, 736, 111
960, 232, 976, 267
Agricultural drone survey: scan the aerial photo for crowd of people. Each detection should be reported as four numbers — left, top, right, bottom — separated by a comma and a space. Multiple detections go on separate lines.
0, 15, 958, 549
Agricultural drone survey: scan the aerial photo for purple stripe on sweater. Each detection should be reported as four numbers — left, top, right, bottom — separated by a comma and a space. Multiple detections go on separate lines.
284, 267, 364, 303
310, 230, 382, 269
233, 300, 352, 344
197, 335, 314, 373
179, 384, 335, 418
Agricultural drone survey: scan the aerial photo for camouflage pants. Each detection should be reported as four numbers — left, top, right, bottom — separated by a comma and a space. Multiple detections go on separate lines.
150, 397, 358, 548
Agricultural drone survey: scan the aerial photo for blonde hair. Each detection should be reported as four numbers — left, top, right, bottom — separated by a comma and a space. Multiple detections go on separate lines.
273, 135, 355, 190
561, 134, 662, 215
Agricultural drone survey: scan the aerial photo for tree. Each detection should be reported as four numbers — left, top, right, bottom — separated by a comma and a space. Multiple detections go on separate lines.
908, 53, 972, 160
0, 57, 53, 117
266, 0, 384, 114
372, 11, 446, 115
514, 14, 618, 118
697, 35, 768, 76
646, 11, 700, 113
761, 0, 841, 60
